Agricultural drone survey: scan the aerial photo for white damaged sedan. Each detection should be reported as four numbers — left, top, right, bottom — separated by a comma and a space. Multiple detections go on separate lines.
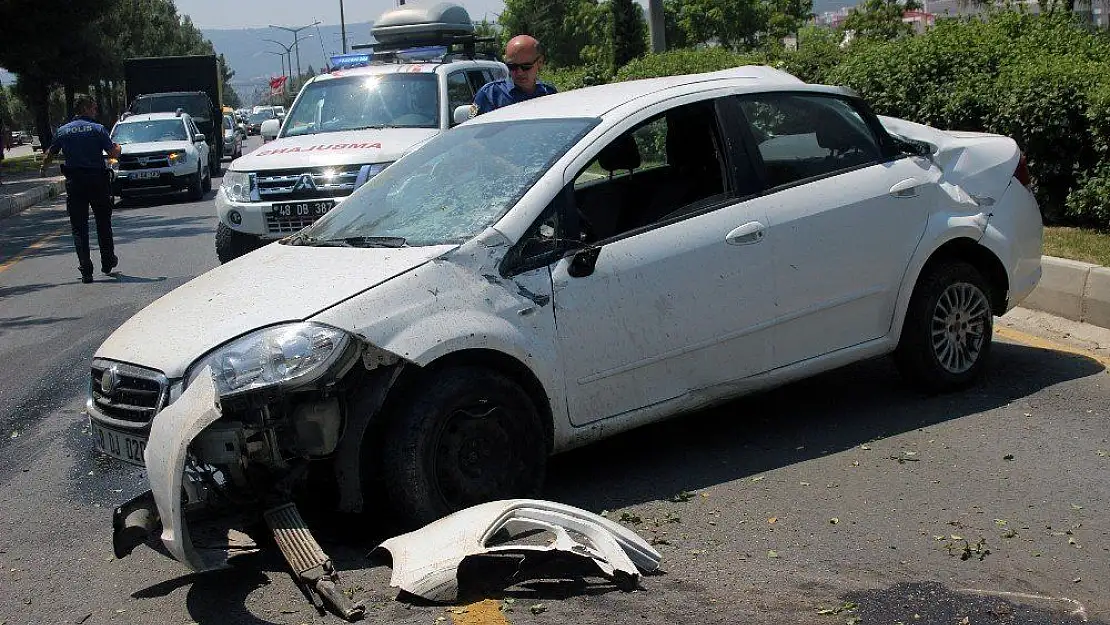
89, 66, 1042, 574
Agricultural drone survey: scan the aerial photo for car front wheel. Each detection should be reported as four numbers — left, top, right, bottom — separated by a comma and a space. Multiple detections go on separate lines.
187, 166, 204, 201
380, 365, 547, 528
215, 222, 263, 263
896, 261, 994, 393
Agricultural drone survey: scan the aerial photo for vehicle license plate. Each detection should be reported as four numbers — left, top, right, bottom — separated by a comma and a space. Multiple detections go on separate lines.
270, 201, 334, 218
91, 421, 147, 466
133, 171, 160, 180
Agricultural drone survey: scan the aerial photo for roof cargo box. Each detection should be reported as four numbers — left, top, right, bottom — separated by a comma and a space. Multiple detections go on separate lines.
371, 2, 475, 47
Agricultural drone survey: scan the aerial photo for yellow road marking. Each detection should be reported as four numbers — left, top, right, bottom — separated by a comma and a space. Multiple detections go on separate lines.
0, 227, 69, 274
996, 325, 1110, 368
449, 599, 511, 625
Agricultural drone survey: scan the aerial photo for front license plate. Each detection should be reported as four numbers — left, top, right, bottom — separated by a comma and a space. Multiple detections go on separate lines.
132, 171, 160, 180
270, 201, 334, 218
91, 421, 147, 466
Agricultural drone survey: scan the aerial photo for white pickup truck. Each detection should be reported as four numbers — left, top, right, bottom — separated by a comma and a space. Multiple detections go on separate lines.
215, 48, 507, 262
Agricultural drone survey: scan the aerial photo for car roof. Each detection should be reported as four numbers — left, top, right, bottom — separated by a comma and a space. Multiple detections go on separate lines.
467, 66, 846, 123
314, 58, 501, 82
119, 112, 189, 123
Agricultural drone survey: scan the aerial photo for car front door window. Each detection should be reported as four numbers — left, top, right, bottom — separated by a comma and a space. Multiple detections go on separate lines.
550, 97, 776, 425
447, 72, 473, 126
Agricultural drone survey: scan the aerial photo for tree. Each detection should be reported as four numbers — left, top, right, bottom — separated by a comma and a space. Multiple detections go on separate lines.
764, 0, 814, 41
612, 0, 649, 68
219, 54, 242, 108
664, 0, 768, 48
840, 0, 921, 41
500, 0, 608, 66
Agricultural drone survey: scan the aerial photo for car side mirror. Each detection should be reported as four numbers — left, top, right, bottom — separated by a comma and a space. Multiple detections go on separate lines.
194, 133, 206, 143
452, 105, 473, 126
567, 246, 601, 278
260, 119, 281, 140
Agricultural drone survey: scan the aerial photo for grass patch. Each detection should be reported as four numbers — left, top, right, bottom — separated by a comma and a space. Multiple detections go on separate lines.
1, 153, 45, 174
1044, 226, 1110, 266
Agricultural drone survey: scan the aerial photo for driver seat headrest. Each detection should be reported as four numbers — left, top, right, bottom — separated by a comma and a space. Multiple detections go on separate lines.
597, 133, 641, 174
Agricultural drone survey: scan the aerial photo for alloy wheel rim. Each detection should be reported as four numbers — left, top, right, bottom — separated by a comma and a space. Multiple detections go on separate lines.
930, 282, 989, 374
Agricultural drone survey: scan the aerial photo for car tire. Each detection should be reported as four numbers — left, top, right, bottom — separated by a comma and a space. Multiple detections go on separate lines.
379, 365, 547, 528
187, 166, 204, 201
215, 222, 262, 263
895, 261, 994, 393
202, 165, 212, 193
209, 153, 221, 178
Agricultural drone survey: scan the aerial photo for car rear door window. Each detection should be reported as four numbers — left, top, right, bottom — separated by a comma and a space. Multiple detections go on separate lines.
738, 94, 883, 189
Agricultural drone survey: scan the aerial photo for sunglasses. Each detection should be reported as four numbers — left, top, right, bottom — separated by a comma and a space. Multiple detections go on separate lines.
506, 58, 540, 72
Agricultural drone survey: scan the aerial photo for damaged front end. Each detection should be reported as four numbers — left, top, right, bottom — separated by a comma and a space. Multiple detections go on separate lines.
109, 323, 401, 574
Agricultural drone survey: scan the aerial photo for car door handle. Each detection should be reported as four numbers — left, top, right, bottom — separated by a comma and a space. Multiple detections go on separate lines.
889, 178, 922, 198
725, 221, 765, 246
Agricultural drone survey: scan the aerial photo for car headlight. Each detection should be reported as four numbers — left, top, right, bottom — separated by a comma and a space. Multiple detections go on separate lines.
185, 323, 351, 397
167, 150, 186, 163
222, 170, 254, 202
355, 162, 393, 188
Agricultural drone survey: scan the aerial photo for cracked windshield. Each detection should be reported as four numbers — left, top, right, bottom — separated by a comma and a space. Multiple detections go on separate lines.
283, 74, 441, 135
298, 118, 596, 246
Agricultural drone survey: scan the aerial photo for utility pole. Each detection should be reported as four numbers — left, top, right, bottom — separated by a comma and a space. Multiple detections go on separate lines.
270, 22, 320, 92
340, 0, 348, 53
648, 0, 665, 53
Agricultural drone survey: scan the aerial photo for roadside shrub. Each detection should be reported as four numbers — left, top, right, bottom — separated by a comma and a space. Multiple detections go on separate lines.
614, 47, 764, 81
1066, 164, 1110, 229
829, 11, 1110, 222
986, 56, 1105, 218
544, 63, 613, 92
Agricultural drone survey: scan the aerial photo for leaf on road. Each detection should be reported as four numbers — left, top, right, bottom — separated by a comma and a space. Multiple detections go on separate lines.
767, 550, 779, 558
670, 491, 696, 503
751, 476, 765, 482
958, 617, 971, 625
530, 604, 547, 615
768, 517, 778, 524
9, 431, 17, 439
994, 519, 1007, 527
830, 518, 840, 525
1071, 504, 1083, 510
861, 445, 872, 450
1097, 450, 1108, 457
619, 512, 642, 525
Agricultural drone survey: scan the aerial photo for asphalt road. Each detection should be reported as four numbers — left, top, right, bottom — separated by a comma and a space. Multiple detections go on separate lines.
1, 146, 1108, 624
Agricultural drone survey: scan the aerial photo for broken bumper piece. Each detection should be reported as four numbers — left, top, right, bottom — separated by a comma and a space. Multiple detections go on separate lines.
144, 369, 236, 571
375, 499, 663, 603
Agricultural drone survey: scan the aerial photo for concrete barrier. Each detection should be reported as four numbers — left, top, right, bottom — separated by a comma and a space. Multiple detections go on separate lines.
0, 178, 66, 219
1022, 256, 1110, 330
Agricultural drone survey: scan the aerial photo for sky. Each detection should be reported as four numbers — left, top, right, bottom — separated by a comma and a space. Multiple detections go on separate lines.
174, 0, 512, 29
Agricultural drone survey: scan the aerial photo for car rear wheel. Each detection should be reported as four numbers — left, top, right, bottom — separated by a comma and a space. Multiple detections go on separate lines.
202, 165, 212, 193
215, 222, 263, 263
896, 261, 993, 393
380, 365, 547, 528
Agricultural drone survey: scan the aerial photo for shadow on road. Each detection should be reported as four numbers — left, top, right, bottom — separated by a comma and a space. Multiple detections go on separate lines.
542, 341, 1105, 513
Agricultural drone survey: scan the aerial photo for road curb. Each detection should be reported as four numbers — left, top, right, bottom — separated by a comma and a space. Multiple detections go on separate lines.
1023, 256, 1110, 330
0, 178, 66, 219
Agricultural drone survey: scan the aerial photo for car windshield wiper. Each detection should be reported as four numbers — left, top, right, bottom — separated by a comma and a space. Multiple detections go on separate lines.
335, 236, 408, 248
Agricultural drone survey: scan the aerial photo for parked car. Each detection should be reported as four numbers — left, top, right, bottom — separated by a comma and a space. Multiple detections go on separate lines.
108, 111, 212, 201
88, 65, 1042, 574
221, 113, 244, 160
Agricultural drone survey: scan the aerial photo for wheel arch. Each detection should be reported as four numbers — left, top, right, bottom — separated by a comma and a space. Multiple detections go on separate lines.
917, 238, 1009, 312
386, 347, 556, 455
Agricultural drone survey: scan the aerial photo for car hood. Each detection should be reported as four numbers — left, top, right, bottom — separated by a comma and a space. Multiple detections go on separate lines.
234, 128, 439, 171
94, 241, 455, 378
119, 141, 192, 154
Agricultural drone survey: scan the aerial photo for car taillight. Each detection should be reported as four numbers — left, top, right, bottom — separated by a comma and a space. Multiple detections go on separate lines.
1014, 152, 1031, 189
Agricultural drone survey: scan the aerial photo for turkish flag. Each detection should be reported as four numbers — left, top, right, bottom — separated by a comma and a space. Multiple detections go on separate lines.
269, 76, 288, 96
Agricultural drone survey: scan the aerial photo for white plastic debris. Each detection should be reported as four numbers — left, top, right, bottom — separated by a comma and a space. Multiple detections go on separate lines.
375, 499, 663, 602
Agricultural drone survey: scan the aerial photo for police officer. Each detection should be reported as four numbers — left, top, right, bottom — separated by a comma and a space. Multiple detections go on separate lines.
39, 96, 122, 283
